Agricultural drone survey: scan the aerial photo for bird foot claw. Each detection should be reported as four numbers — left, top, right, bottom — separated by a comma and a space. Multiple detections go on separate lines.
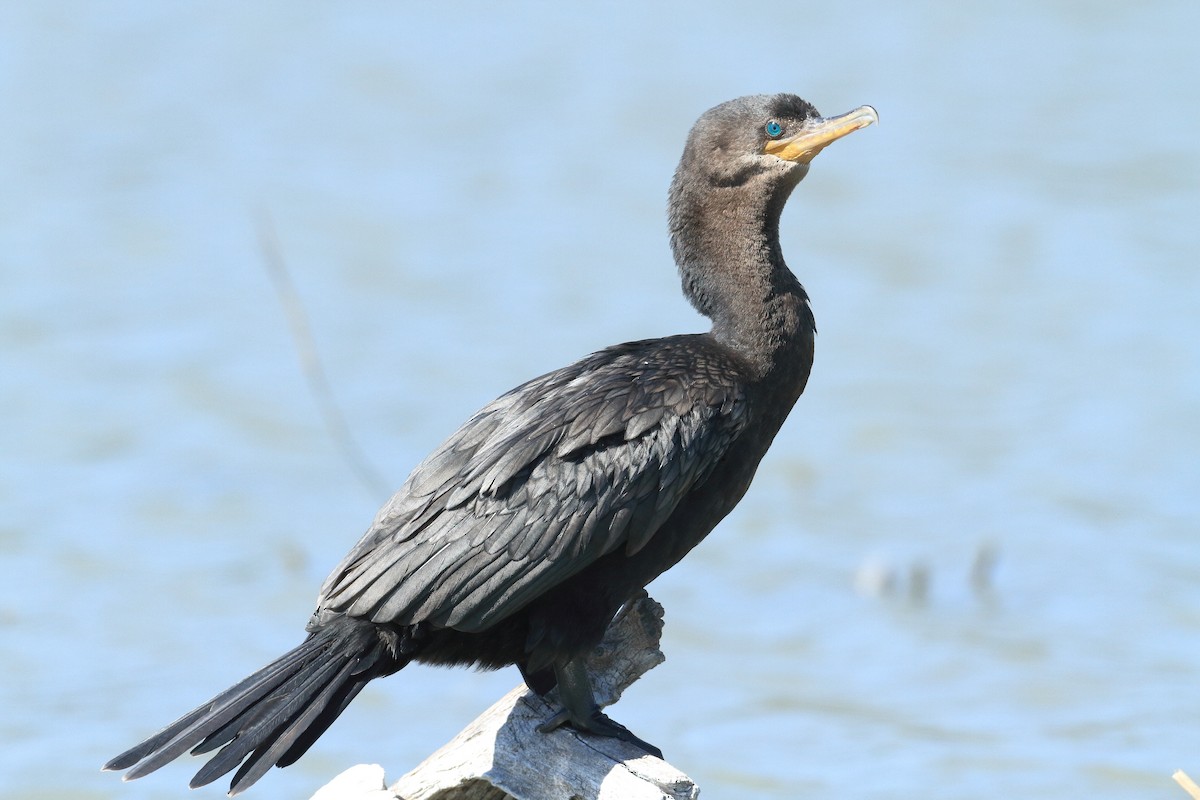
537, 706, 663, 758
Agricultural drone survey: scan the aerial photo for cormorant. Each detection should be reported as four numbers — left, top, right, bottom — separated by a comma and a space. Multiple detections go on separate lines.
104, 93, 877, 794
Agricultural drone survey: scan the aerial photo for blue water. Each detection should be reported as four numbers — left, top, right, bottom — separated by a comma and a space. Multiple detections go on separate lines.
2, 3, 1198, 798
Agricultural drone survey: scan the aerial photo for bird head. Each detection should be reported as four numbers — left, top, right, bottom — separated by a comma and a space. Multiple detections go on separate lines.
679, 93, 878, 189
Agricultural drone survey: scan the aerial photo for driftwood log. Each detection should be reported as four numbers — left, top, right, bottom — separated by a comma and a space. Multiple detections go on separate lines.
309, 595, 699, 800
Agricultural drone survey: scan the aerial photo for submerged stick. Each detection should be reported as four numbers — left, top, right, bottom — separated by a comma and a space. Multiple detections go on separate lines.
256, 212, 390, 499
1174, 770, 1200, 800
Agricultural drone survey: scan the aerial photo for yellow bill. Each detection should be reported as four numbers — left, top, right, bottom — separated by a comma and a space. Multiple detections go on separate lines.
764, 105, 879, 164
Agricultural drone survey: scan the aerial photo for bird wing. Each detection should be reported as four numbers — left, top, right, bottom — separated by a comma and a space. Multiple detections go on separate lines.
314, 336, 749, 633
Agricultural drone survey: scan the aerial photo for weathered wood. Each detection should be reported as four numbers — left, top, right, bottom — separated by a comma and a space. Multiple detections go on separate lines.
310, 595, 699, 800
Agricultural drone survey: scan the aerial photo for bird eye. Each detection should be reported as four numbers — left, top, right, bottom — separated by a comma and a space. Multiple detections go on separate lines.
765, 120, 783, 138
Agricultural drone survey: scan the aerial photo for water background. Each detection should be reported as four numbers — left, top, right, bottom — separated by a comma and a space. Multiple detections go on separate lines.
2, 3, 1198, 798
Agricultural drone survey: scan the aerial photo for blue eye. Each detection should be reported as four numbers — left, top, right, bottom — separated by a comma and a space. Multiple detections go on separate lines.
765, 120, 783, 137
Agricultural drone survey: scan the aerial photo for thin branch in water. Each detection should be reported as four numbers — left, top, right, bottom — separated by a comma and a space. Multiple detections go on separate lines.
256, 212, 391, 501
1176, 770, 1200, 800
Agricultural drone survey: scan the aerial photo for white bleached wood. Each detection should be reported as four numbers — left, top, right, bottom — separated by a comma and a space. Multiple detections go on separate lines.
310, 595, 699, 800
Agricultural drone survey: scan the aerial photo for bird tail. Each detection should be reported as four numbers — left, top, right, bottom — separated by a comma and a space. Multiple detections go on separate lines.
103, 617, 407, 795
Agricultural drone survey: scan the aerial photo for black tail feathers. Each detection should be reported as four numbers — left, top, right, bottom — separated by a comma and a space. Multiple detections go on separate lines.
103, 617, 407, 795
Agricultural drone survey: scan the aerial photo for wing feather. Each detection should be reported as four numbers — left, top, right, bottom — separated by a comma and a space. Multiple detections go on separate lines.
313, 336, 749, 634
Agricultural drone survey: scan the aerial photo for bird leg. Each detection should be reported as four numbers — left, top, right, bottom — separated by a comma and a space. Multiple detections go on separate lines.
535, 658, 663, 758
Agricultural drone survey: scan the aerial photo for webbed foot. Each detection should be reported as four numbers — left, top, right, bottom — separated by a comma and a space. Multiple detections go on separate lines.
535, 658, 663, 758
537, 705, 663, 757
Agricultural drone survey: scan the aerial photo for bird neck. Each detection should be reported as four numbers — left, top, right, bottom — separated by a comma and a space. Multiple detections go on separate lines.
668, 178, 815, 379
